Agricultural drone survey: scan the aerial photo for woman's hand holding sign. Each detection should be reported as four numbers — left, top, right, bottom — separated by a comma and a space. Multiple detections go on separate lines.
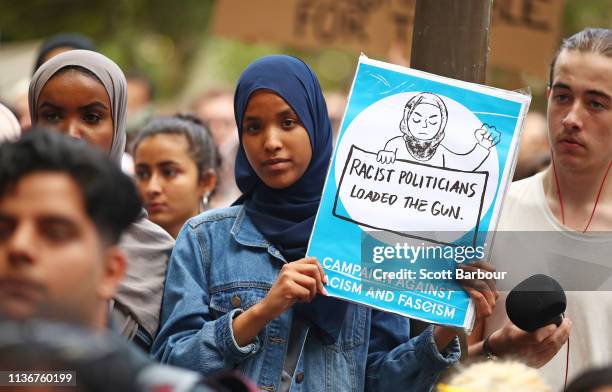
232, 257, 327, 347
261, 257, 328, 319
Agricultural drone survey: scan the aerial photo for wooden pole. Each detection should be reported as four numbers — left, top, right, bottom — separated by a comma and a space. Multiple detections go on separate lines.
410, 0, 492, 83
408, 1, 493, 353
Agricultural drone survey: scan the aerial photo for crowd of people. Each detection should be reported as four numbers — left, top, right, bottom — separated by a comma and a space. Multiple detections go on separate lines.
0, 26, 610, 392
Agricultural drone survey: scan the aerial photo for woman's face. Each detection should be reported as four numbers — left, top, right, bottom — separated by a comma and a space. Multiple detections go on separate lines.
134, 133, 215, 238
407, 102, 443, 140
241, 90, 312, 189
36, 69, 114, 154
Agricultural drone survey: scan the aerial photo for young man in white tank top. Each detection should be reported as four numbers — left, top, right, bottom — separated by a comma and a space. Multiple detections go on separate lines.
469, 28, 612, 391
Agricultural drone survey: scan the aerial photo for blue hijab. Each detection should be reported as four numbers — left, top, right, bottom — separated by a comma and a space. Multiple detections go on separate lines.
234, 55, 347, 344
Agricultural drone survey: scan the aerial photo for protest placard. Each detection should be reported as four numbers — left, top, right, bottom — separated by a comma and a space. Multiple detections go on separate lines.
307, 55, 531, 329
212, 0, 564, 79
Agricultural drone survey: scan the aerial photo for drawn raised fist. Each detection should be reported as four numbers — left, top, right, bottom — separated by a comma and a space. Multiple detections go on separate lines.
377, 150, 396, 164
474, 124, 501, 150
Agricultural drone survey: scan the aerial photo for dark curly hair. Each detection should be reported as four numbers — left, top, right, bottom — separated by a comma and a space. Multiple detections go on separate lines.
0, 129, 141, 244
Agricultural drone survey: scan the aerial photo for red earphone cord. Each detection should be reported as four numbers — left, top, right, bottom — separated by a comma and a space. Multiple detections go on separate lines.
551, 153, 612, 232
551, 152, 612, 390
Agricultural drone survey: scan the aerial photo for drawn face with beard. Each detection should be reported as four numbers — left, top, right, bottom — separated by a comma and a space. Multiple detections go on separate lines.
400, 93, 448, 161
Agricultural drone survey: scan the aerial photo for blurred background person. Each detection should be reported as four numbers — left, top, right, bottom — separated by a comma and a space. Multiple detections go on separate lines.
125, 69, 156, 145
513, 111, 551, 181
122, 69, 157, 177
32, 32, 96, 74
132, 114, 218, 238
28, 50, 175, 351
192, 88, 241, 208
0, 103, 21, 143
566, 366, 612, 392
438, 360, 551, 392
8, 80, 31, 130
324, 90, 347, 145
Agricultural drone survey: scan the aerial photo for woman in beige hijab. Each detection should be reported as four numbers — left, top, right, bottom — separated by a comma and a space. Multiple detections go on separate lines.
29, 50, 174, 351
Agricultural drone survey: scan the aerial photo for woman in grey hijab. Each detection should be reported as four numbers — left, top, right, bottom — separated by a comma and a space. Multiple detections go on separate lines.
29, 50, 175, 350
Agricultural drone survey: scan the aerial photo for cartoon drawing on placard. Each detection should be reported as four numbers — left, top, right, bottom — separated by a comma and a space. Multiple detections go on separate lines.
376, 92, 501, 171
330, 90, 504, 246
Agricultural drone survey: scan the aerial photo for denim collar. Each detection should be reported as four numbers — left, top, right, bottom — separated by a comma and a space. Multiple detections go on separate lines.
230, 207, 286, 262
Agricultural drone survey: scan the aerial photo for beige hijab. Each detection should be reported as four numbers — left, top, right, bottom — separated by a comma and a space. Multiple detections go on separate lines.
28, 50, 174, 341
29, 50, 127, 165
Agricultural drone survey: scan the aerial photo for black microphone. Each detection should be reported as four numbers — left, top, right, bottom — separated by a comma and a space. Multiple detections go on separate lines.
505, 274, 566, 332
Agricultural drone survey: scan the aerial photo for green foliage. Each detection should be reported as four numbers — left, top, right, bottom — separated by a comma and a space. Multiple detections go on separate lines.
1, 0, 611, 104
0, 0, 214, 99
564, 0, 612, 36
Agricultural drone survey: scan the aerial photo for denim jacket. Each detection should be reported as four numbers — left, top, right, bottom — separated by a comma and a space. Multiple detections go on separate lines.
151, 206, 460, 392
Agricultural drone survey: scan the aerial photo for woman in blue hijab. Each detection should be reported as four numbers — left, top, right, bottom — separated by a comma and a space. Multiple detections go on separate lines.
152, 55, 461, 392
233, 55, 348, 347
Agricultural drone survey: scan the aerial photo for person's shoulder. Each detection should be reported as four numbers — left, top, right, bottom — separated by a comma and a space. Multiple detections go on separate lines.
131, 215, 174, 242
185, 205, 243, 230
497, 172, 546, 229
506, 172, 544, 201
122, 211, 174, 249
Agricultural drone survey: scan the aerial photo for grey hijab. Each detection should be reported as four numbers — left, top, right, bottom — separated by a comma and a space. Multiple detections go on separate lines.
29, 49, 127, 165
28, 49, 174, 341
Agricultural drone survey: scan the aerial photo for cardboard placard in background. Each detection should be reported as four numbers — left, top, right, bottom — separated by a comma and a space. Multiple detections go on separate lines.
212, 0, 564, 79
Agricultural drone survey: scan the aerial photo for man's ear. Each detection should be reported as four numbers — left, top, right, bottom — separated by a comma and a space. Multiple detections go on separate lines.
97, 246, 126, 300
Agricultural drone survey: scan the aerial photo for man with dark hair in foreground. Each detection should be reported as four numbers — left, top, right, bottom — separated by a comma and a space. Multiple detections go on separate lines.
0, 129, 140, 327
0, 130, 250, 392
